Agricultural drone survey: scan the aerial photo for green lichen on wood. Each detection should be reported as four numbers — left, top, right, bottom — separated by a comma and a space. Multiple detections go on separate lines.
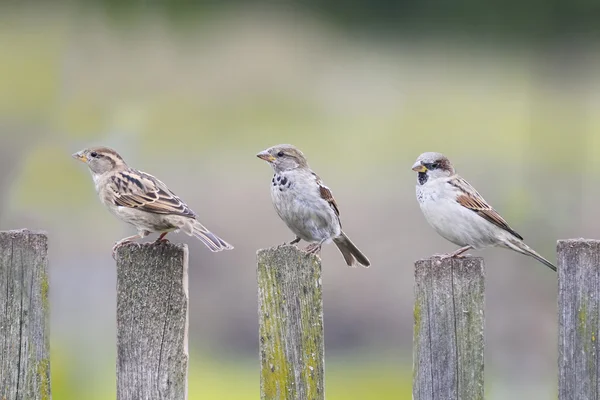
37, 249, 52, 400
264, 337, 290, 397
36, 359, 51, 400
578, 301, 588, 348
578, 302, 587, 330
413, 300, 421, 343
25, 338, 51, 400
577, 299, 599, 373
412, 297, 422, 383
578, 300, 597, 345
257, 245, 325, 400
40, 270, 49, 313
298, 254, 323, 400
259, 282, 293, 397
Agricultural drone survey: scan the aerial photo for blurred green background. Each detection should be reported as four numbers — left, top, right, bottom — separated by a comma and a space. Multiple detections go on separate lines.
1, 1, 599, 399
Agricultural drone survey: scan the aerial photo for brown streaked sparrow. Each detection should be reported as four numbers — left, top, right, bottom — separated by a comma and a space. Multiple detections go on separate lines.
73, 146, 233, 257
412, 152, 556, 271
257, 144, 370, 268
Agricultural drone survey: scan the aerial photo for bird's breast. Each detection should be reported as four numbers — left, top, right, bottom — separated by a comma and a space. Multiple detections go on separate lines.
416, 183, 439, 204
271, 173, 293, 193
269, 172, 339, 241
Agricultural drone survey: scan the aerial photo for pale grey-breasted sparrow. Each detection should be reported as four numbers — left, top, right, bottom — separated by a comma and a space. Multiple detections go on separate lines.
73, 146, 233, 256
257, 144, 370, 267
413, 152, 555, 271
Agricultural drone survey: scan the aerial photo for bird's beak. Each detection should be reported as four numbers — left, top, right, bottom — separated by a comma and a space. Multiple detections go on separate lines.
72, 151, 88, 163
412, 161, 427, 172
257, 151, 276, 162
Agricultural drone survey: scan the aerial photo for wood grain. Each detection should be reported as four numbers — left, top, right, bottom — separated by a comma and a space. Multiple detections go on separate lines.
0, 229, 51, 400
413, 256, 484, 400
116, 242, 189, 400
257, 245, 324, 400
558, 239, 600, 400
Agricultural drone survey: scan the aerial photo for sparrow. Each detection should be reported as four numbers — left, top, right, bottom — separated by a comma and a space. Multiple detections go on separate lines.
73, 146, 233, 256
257, 144, 370, 267
412, 152, 556, 271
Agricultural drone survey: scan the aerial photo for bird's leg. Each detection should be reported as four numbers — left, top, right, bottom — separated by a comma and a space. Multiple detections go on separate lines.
154, 232, 170, 244
305, 239, 326, 255
112, 231, 149, 259
283, 236, 301, 247
305, 243, 320, 254
438, 245, 473, 260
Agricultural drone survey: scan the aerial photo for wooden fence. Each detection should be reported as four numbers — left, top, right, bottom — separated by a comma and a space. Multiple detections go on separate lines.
1, 229, 599, 400
413, 257, 484, 400
257, 245, 324, 400
116, 242, 189, 400
0, 230, 51, 400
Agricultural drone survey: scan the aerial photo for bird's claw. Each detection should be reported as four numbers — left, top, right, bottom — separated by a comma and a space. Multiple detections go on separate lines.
455, 253, 472, 258
440, 254, 462, 260
112, 241, 128, 260
154, 232, 170, 244
304, 243, 322, 254
112, 240, 141, 259
433, 252, 471, 262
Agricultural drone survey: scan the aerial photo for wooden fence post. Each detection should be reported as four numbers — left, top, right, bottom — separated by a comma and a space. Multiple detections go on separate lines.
413, 257, 485, 400
257, 245, 325, 400
558, 239, 600, 399
116, 242, 189, 400
0, 229, 51, 400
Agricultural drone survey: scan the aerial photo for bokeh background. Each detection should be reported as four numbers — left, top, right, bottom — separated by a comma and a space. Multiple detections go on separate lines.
1, 1, 599, 399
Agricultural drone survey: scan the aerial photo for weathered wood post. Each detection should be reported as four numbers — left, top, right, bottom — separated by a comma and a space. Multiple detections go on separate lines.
413, 257, 485, 400
0, 229, 51, 400
116, 242, 189, 400
558, 239, 600, 399
257, 245, 325, 400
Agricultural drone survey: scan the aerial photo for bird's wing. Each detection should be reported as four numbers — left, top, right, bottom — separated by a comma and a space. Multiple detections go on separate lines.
108, 169, 197, 218
313, 172, 341, 218
449, 175, 523, 240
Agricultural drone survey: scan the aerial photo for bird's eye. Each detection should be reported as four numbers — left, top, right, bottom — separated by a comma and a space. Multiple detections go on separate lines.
90, 151, 98, 158
430, 163, 439, 169
277, 151, 284, 157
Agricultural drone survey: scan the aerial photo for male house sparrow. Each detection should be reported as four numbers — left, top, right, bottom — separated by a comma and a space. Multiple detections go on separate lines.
412, 152, 556, 271
73, 146, 233, 256
257, 144, 370, 267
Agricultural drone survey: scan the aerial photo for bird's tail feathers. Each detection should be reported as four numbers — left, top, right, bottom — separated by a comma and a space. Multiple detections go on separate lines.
505, 238, 556, 271
191, 220, 233, 252
333, 232, 370, 268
